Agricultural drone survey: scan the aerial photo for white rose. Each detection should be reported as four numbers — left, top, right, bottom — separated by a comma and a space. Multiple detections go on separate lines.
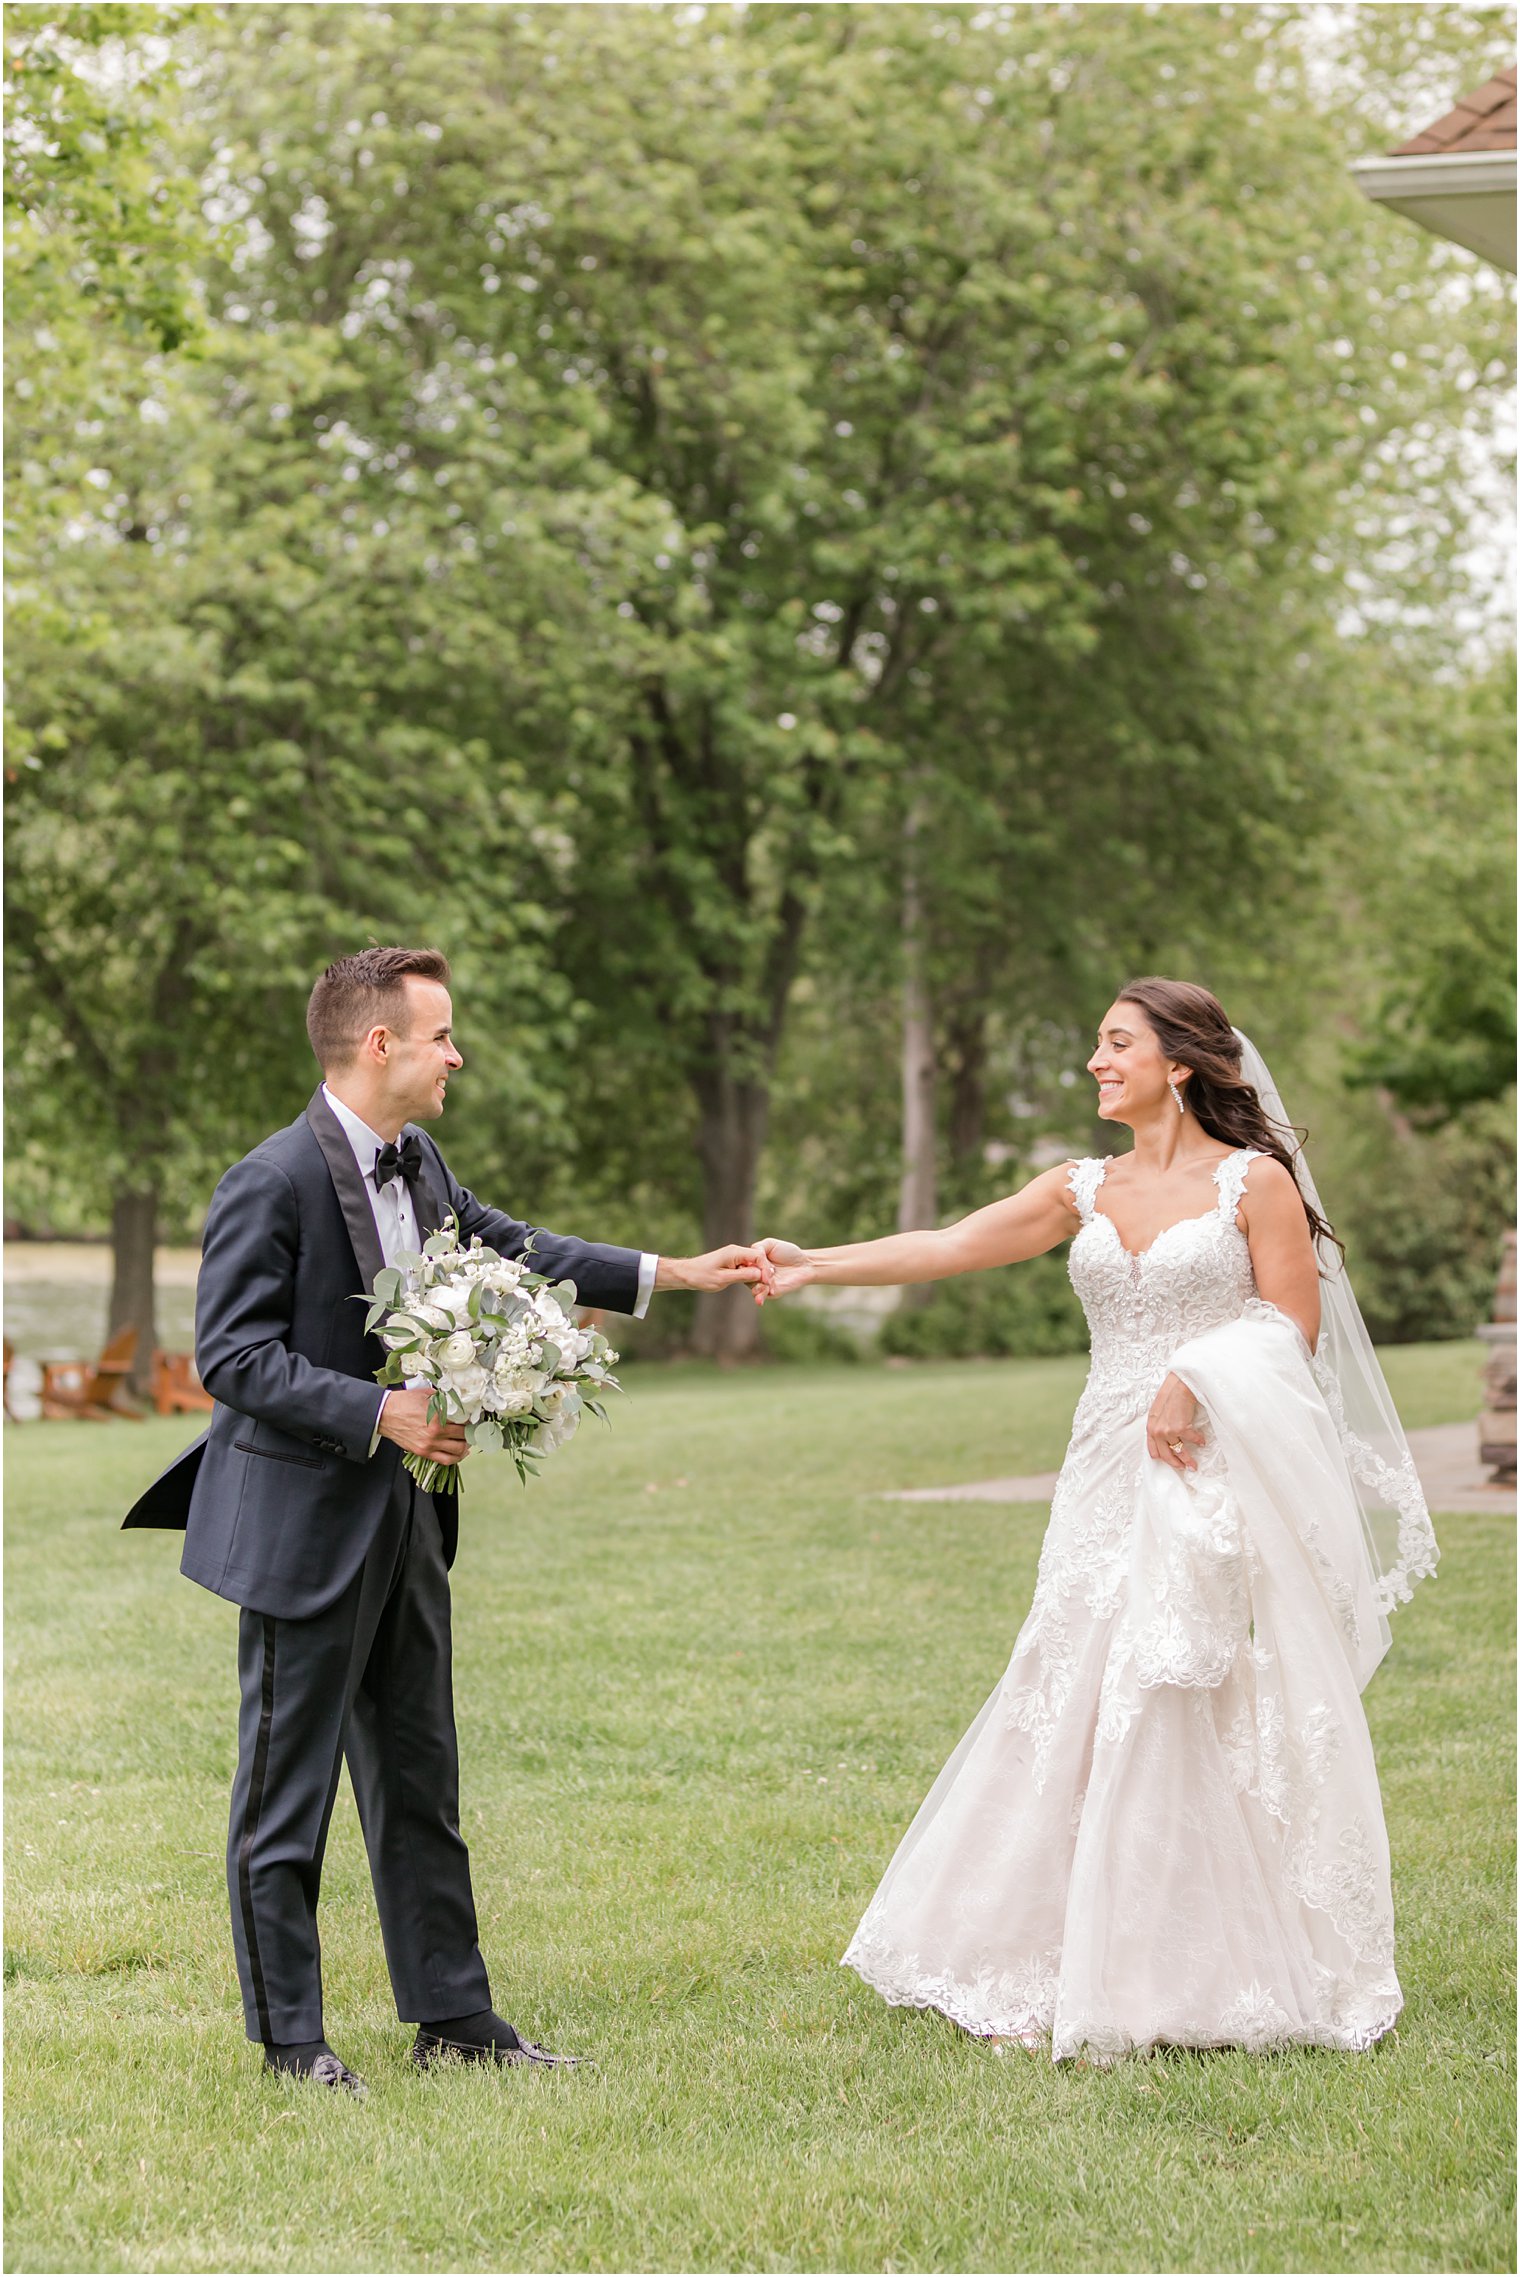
415, 1304, 452, 1332
496, 1384, 534, 1418
444, 1362, 489, 1411
438, 1331, 476, 1369
535, 1407, 581, 1454
433, 1284, 475, 1323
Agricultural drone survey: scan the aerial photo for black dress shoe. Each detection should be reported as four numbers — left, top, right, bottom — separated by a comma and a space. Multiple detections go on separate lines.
263, 2038, 367, 2097
412, 2008, 584, 2070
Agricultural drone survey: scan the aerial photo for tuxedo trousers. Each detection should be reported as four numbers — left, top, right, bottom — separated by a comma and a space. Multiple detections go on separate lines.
226, 1467, 492, 2043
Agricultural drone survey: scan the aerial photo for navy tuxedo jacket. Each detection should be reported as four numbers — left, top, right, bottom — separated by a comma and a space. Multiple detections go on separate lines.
122, 1089, 643, 1618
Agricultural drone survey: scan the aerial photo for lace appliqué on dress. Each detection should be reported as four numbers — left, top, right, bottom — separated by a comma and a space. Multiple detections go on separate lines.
842, 1147, 1406, 2064
1310, 1353, 1437, 1613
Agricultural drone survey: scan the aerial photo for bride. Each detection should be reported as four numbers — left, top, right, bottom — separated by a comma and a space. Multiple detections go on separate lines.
755, 977, 1438, 2061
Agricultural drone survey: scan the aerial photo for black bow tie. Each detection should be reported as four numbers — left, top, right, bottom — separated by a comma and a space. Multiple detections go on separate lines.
373, 1133, 424, 1192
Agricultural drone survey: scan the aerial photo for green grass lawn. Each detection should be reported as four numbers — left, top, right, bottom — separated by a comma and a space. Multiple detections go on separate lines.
4, 1346, 1512, 2274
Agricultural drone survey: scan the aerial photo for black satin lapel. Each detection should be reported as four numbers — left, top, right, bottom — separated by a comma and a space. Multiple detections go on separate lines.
305, 1089, 387, 1296
408, 1131, 445, 1244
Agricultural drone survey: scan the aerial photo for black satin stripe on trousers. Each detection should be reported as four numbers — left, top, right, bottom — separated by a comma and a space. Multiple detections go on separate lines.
235, 1616, 278, 2042
225, 1469, 492, 2044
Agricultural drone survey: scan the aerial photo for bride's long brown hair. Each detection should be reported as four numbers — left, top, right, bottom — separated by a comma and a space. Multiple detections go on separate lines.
1115, 977, 1342, 1258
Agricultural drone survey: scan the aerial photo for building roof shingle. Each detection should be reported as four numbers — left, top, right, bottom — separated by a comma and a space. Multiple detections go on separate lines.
1391, 65, 1516, 157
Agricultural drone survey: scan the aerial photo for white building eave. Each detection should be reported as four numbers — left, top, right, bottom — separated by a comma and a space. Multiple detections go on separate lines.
1350, 146, 1517, 271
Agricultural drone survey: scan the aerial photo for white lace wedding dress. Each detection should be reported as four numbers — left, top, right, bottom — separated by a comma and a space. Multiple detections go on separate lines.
842, 1150, 1410, 2062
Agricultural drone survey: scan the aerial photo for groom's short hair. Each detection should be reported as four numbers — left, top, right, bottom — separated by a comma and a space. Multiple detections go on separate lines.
306, 946, 452, 1071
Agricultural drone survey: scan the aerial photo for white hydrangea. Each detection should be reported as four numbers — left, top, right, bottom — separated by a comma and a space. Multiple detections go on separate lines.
365, 1215, 621, 1493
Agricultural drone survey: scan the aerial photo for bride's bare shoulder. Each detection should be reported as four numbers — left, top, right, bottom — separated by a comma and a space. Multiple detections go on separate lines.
1030, 1159, 1089, 1222
1236, 1152, 1299, 1208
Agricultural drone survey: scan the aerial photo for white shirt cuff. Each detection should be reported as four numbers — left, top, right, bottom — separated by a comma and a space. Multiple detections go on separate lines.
634, 1253, 658, 1320
369, 1388, 389, 1457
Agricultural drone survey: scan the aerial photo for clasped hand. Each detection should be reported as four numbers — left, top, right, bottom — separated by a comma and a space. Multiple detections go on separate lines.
749, 1240, 809, 1302
655, 1246, 773, 1295
1146, 1372, 1205, 1474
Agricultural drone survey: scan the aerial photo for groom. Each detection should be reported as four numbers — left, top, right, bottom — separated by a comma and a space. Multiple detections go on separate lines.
124, 945, 764, 2094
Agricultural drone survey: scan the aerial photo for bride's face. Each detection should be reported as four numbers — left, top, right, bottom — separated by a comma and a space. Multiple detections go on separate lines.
1087, 1001, 1177, 1125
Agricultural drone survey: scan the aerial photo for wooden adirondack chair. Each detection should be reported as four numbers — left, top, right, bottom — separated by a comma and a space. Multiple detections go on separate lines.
40, 1326, 142, 1420
3, 1339, 14, 1422
152, 1349, 215, 1415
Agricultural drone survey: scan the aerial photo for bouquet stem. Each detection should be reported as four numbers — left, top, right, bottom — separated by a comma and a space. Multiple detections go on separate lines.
403, 1453, 462, 1496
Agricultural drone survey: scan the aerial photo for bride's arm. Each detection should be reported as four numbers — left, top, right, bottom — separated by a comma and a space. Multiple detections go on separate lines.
1239, 1157, 1322, 1349
755, 1164, 1080, 1294
1149, 1156, 1321, 1475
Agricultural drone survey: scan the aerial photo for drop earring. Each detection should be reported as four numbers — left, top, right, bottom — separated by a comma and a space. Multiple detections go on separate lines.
1168, 1079, 1185, 1116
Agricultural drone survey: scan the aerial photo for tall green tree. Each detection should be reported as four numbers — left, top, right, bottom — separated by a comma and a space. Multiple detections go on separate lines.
1349, 653, 1516, 1119
5, 1, 203, 353
12, 2, 1510, 1370
7, 2, 211, 1381
5, 317, 578, 1379
765, 0, 1516, 1252
187, 2, 1513, 1351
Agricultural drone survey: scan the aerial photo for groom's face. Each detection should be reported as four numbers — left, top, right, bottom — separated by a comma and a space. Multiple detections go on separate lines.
386, 976, 464, 1122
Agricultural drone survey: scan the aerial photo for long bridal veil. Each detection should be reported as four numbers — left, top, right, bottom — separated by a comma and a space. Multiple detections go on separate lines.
1233, 1028, 1438, 1627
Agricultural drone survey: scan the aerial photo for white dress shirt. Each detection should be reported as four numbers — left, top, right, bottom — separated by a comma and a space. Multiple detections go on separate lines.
321, 1084, 658, 1455
323, 1085, 422, 1269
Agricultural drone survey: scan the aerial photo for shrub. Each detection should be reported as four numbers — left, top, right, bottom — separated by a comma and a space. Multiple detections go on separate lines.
758, 1301, 865, 1366
1337, 1097, 1515, 1345
879, 1251, 1088, 1361
593, 1289, 862, 1366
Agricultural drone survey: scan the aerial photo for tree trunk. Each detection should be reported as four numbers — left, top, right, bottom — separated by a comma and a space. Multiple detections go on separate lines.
946, 1003, 988, 1180
107, 1185, 159, 1400
690, 1061, 771, 1362
897, 794, 937, 1306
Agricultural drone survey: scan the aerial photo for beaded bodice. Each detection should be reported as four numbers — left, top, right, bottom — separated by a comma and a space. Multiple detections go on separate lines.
1066, 1151, 1261, 1428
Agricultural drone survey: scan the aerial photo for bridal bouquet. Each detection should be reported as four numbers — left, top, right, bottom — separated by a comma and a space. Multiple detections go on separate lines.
361, 1216, 620, 1494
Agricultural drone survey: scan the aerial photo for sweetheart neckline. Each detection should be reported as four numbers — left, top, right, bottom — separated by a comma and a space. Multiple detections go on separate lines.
1083, 1204, 1245, 1267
